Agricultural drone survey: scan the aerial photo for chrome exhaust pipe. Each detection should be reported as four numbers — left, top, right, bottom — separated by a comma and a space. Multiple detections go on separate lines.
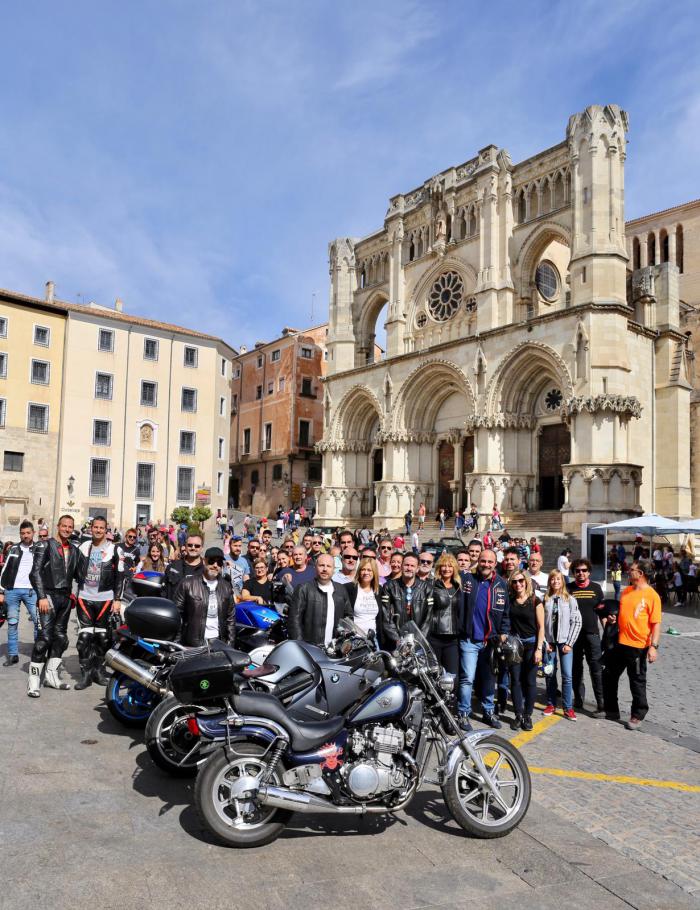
257, 785, 365, 814
104, 649, 167, 695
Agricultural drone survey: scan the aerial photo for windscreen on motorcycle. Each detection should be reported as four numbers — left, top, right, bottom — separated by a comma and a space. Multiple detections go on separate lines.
336, 617, 369, 640
400, 621, 440, 673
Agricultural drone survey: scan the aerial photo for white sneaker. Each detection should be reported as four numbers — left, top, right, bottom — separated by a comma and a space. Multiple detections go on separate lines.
44, 657, 71, 690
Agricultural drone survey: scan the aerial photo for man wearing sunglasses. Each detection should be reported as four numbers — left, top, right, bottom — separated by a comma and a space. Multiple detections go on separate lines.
417, 551, 435, 582
116, 528, 141, 607
164, 532, 205, 600
569, 557, 607, 717
333, 550, 359, 585
376, 538, 393, 583
381, 554, 434, 650
173, 547, 236, 646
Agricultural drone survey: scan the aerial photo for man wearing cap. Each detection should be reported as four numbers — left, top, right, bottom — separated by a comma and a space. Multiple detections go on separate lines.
173, 547, 236, 647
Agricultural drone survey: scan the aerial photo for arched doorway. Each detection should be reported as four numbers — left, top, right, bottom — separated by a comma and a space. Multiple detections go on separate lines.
371, 448, 383, 514
538, 424, 570, 509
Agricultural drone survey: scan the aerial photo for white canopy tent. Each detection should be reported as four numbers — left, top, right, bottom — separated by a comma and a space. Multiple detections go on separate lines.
592, 514, 687, 536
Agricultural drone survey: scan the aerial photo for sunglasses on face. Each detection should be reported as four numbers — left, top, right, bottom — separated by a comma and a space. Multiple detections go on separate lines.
344, 555, 358, 561
512, 579, 526, 585
206, 559, 223, 567
574, 568, 589, 573
380, 546, 392, 551
419, 560, 433, 565
186, 543, 202, 549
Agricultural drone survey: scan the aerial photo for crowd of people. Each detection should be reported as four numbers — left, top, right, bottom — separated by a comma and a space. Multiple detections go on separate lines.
0, 516, 664, 734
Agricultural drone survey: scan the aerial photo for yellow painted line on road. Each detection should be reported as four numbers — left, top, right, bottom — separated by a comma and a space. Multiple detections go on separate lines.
510, 712, 563, 748
529, 765, 700, 793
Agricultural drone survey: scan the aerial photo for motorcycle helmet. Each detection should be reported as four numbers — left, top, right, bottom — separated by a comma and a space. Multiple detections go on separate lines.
500, 634, 523, 666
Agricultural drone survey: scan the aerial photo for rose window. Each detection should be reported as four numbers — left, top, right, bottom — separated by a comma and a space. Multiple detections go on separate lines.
428, 271, 463, 322
545, 388, 563, 411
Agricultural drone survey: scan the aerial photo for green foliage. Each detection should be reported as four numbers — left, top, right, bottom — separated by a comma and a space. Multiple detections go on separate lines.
171, 506, 192, 525
191, 506, 213, 527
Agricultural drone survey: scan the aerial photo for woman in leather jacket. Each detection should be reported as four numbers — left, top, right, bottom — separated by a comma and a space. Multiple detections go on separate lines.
429, 553, 462, 674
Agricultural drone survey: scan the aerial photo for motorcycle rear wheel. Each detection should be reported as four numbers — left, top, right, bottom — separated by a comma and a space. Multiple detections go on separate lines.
145, 695, 208, 777
195, 743, 292, 847
106, 671, 159, 727
442, 735, 530, 838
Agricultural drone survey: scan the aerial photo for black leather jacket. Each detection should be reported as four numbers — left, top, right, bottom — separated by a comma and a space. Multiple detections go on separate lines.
76, 540, 126, 600
30, 539, 80, 598
164, 559, 204, 600
173, 574, 236, 647
380, 578, 433, 649
288, 580, 353, 646
0, 542, 35, 592
430, 580, 463, 636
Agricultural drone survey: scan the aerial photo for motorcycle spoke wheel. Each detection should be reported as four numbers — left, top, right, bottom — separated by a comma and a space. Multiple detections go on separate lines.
212, 757, 273, 830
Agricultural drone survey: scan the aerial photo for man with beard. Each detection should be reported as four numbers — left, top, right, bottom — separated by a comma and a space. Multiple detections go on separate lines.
164, 531, 205, 600
27, 515, 80, 697
289, 554, 353, 646
174, 547, 236, 646
116, 528, 140, 607
381, 553, 434, 649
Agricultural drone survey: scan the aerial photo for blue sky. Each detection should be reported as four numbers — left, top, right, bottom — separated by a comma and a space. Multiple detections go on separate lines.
0, 0, 698, 348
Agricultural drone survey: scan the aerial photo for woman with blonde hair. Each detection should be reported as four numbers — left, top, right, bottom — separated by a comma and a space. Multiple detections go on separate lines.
507, 569, 544, 732
348, 556, 381, 638
429, 552, 462, 675
542, 569, 582, 720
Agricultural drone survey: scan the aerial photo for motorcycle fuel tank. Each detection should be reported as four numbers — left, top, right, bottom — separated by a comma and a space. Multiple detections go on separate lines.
348, 680, 407, 724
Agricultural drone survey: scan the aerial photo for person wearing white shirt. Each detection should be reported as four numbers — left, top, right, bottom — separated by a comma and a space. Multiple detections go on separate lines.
332, 550, 359, 585
0, 520, 38, 666
528, 552, 549, 600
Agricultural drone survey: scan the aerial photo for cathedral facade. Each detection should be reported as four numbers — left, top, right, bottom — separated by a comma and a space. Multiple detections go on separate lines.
315, 105, 693, 533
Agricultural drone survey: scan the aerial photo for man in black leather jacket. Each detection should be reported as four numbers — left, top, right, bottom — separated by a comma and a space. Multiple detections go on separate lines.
289, 554, 353, 646
173, 548, 236, 647
28, 514, 80, 697
74, 516, 124, 690
164, 530, 205, 600
381, 553, 433, 650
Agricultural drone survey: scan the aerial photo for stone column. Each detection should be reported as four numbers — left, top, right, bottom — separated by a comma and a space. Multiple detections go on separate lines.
453, 437, 464, 512
668, 228, 677, 266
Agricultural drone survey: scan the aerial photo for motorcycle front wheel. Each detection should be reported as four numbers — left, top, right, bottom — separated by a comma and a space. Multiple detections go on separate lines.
195, 743, 292, 848
442, 735, 531, 838
106, 671, 159, 727
145, 695, 209, 777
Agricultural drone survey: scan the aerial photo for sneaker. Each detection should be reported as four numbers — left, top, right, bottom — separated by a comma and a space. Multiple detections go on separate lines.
592, 706, 606, 719
3, 655, 19, 667
564, 708, 577, 722
457, 714, 473, 733
482, 711, 502, 729
625, 716, 643, 731
543, 704, 555, 716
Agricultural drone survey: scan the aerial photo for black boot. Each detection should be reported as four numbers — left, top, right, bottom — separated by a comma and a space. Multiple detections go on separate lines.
510, 714, 523, 731
92, 660, 109, 686
74, 663, 93, 690
497, 690, 508, 716
521, 715, 533, 731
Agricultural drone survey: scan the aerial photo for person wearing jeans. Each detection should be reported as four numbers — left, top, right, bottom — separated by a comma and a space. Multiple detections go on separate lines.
507, 570, 544, 731
0, 520, 38, 666
542, 569, 582, 720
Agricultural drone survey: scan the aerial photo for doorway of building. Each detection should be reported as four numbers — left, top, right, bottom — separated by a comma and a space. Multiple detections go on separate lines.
461, 436, 474, 510
371, 448, 383, 514
136, 504, 151, 525
538, 424, 570, 510
438, 441, 454, 513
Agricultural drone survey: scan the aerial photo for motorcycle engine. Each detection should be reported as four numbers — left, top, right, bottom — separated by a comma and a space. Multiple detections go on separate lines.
342, 724, 408, 799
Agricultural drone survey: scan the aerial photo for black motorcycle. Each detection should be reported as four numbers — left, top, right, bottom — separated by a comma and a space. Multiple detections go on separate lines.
174, 621, 531, 847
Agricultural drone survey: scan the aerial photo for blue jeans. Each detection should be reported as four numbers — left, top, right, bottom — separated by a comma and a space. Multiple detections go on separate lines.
5, 588, 38, 657
545, 643, 574, 710
458, 639, 495, 716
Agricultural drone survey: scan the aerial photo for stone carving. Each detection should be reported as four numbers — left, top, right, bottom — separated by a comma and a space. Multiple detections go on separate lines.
466, 413, 536, 430
632, 267, 655, 301
561, 395, 643, 420
140, 424, 154, 448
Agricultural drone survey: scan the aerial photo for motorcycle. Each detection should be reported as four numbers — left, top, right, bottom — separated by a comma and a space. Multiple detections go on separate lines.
184, 620, 531, 847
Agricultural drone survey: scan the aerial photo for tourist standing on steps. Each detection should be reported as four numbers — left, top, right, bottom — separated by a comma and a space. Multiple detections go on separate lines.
0, 520, 38, 666
27, 515, 80, 697
569, 557, 608, 717
74, 516, 124, 690
542, 569, 581, 721
603, 560, 662, 731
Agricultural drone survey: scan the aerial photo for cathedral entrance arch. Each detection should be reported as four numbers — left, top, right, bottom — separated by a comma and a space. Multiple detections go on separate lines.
538, 423, 570, 509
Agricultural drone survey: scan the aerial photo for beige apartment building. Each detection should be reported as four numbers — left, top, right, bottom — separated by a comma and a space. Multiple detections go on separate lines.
0, 292, 67, 537
0, 284, 236, 533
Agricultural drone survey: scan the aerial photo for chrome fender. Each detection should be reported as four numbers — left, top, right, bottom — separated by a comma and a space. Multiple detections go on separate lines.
442, 730, 495, 779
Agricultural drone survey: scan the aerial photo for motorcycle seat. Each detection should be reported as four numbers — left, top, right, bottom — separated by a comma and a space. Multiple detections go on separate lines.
234, 691, 344, 753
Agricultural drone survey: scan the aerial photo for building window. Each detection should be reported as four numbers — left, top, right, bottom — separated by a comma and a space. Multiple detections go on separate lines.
255, 385, 262, 400
308, 461, 322, 482
176, 466, 194, 502
243, 428, 251, 455
136, 462, 155, 499
34, 325, 50, 347
271, 349, 280, 362
217, 471, 223, 495
251, 469, 259, 487
93, 419, 111, 446
179, 430, 196, 455
98, 328, 114, 352
233, 366, 240, 379
301, 377, 313, 397
0, 317, 6, 338
0, 398, 5, 427
272, 464, 283, 481
27, 403, 49, 434
300, 346, 312, 359
257, 354, 263, 368
219, 396, 226, 416
218, 437, 225, 459
0, 352, 7, 378
140, 380, 158, 407
231, 393, 238, 414
535, 261, 559, 300
267, 381, 274, 395
299, 419, 311, 447
278, 376, 285, 392
263, 423, 272, 451
30, 359, 50, 385
184, 346, 198, 368
3, 450, 23, 472
89, 458, 110, 496
220, 357, 226, 377
95, 372, 113, 400
181, 387, 197, 412
144, 337, 159, 360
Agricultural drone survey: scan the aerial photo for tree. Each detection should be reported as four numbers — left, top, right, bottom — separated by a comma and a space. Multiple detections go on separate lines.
191, 506, 212, 529
171, 506, 192, 525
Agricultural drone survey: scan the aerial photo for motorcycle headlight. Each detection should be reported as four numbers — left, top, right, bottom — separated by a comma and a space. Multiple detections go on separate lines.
439, 670, 456, 694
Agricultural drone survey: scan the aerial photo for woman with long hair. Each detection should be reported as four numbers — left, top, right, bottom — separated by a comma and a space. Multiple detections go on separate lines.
241, 557, 273, 605
348, 556, 381, 637
429, 553, 462, 675
141, 542, 167, 573
542, 570, 582, 720
507, 569, 544, 732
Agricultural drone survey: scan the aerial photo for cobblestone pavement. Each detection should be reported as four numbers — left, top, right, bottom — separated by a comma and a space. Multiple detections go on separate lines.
0, 611, 698, 909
